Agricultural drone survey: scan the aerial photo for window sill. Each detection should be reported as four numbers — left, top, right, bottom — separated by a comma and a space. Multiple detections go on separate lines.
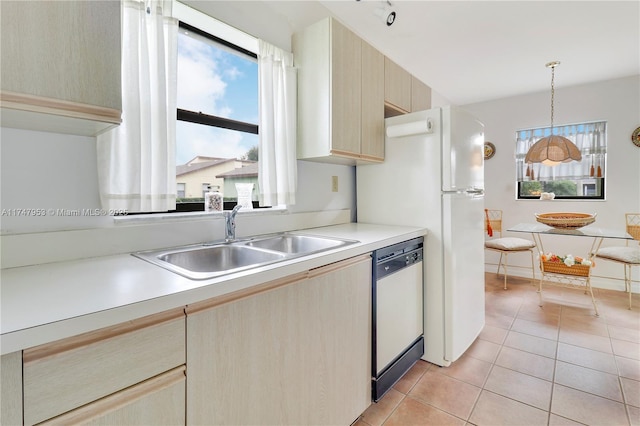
113, 206, 288, 226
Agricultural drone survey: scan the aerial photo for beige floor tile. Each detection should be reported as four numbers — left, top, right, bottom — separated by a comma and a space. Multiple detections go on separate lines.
558, 328, 613, 354
551, 384, 628, 425
548, 413, 586, 425
520, 297, 561, 315
608, 324, 640, 344
556, 342, 618, 374
353, 417, 373, 426
560, 313, 609, 337
436, 354, 492, 387
629, 405, 640, 426
621, 377, 640, 408
483, 365, 552, 410
485, 311, 515, 329
511, 317, 559, 340
516, 305, 561, 325
495, 346, 555, 381
478, 324, 509, 344
465, 338, 502, 363
603, 307, 640, 330
393, 360, 429, 395
383, 396, 465, 426
617, 356, 640, 381
503, 330, 558, 358
409, 370, 481, 420
360, 388, 404, 426
469, 390, 548, 426
612, 338, 640, 360
554, 360, 623, 402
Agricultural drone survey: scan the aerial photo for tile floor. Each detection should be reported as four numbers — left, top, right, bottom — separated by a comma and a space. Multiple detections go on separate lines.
356, 272, 640, 426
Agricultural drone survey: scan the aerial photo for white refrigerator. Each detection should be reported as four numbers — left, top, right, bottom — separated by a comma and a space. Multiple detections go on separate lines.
357, 106, 486, 367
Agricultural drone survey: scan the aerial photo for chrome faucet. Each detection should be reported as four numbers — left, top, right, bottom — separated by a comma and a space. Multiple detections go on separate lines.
223, 205, 242, 242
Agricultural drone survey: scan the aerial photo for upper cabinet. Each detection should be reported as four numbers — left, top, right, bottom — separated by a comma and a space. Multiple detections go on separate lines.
411, 76, 432, 112
384, 58, 432, 117
293, 17, 384, 165
384, 57, 412, 116
0, 1, 122, 136
361, 40, 385, 161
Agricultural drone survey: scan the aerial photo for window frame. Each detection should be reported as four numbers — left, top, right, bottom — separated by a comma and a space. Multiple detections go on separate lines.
174, 20, 263, 213
515, 121, 607, 201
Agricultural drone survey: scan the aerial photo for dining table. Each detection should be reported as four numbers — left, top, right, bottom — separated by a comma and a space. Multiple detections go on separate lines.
507, 223, 634, 316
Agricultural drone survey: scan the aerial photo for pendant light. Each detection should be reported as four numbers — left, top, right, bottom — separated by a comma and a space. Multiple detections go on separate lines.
524, 61, 581, 166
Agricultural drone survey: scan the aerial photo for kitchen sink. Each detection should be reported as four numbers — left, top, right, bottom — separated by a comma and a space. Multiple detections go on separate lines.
242, 233, 354, 254
132, 233, 358, 280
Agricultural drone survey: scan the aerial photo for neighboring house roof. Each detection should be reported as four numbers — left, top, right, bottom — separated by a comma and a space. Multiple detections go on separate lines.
185, 155, 225, 165
177, 158, 254, 177
216, 163, 258, 178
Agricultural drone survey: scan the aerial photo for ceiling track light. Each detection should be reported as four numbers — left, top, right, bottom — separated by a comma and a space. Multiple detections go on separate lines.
372, 0, 397, 26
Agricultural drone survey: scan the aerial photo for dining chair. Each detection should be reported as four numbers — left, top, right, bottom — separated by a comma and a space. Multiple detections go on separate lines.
595, 213, 640, 309
484, 209, 536, 290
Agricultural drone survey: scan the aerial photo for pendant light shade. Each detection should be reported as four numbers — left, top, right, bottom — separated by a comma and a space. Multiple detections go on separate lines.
524, 134, 582, 165
525, 61, 581, 166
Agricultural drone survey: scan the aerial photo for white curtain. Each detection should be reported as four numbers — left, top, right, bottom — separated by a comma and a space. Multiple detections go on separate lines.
516, 122, 607, 181
97, 0, 177, 212
257, 40, 297, 206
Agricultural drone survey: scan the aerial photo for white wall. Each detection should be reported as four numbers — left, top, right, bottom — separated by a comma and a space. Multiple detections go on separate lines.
464, 75, 640, 291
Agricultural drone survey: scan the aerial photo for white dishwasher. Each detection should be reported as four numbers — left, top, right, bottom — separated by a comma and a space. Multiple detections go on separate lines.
372, 237, 424, 401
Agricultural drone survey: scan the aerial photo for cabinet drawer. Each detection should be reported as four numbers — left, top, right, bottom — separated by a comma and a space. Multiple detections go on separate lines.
23, 309, 185, 425
40, 367, 186, 426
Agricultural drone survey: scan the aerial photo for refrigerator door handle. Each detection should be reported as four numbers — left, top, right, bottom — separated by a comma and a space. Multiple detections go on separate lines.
465, 188, 484, 194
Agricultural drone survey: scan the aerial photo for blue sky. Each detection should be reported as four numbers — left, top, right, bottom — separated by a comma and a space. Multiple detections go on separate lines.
176, 30, 258, 165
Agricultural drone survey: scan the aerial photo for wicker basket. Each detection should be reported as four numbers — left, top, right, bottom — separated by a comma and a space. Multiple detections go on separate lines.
535, 212, 596, 229
541, 260, 591, 277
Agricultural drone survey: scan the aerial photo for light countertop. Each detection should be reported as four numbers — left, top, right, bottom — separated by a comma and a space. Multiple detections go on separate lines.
1, 223, 427, 354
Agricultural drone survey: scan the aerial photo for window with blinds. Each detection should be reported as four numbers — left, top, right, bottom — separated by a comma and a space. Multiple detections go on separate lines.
516, 121, 606, 200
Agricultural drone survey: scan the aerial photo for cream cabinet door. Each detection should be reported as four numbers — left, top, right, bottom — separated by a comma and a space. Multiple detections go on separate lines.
0, 0, 121, 135
361, 40, 385, 162
1, 352, 22, 426
39, 367, 185, 426
384, 57, 412, 114
23, 309, 186, 425
329, 19, 362, 158
411, 76, 432, 112
186, 255, 372, 425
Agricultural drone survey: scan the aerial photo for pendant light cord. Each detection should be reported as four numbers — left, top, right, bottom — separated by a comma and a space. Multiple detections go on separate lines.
550, 65, 555, 130
546, 61, 560, 131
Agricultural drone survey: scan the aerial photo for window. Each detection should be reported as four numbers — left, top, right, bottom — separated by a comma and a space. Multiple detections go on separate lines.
177, 183, 185, 198
516, 121, 606, 200
176, 20, 260, 211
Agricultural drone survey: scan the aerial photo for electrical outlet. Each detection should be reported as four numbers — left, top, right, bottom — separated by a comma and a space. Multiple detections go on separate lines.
331, 175, 338, 192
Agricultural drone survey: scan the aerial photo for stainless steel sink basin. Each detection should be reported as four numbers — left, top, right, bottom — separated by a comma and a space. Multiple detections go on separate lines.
134, 244, 288, 280
133, 233, 358, 280
242, 234, 353, 254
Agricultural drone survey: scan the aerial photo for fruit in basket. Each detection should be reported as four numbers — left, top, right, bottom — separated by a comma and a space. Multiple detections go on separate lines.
540, 252, 594, 267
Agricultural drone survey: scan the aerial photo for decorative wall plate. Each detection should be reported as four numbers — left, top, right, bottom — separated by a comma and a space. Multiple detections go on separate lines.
632, 126, 640, 148
484, 142, 496, 159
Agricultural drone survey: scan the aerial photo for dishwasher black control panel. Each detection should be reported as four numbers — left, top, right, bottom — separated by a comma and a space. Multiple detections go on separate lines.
373, 237, 424, 281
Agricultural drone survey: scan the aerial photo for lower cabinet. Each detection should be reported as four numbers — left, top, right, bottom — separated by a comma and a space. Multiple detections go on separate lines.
1, 352, 22, 425
185, 255, 372, 425
22, 308, 186, 425
5, 254, 373, 425
39, 367, 185, 426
